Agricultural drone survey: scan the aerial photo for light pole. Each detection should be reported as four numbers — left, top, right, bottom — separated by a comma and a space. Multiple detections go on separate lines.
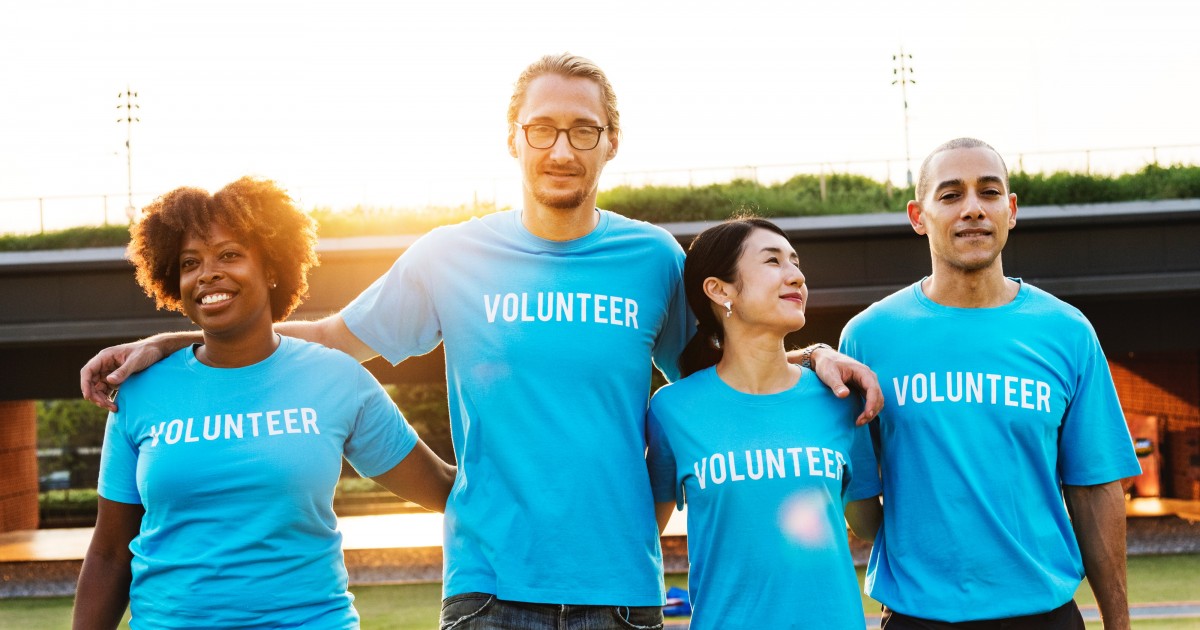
117, 87, 140, 222
892, 49, 916, 187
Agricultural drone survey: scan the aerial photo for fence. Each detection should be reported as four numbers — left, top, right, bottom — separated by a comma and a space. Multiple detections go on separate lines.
4, 144, 1199, 235
605, 143, 1200, 191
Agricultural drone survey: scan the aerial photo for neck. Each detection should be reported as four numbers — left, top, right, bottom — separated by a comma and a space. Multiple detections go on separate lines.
715, 326, 801, 395
521, 198, 599, 241
923, 260, 1018, 308
196, 331, 279, 368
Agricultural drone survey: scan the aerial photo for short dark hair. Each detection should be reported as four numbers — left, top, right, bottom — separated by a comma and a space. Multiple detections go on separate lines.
678, 216, 789, 377
915, 137, 1009, 201
128, 177, 319, 322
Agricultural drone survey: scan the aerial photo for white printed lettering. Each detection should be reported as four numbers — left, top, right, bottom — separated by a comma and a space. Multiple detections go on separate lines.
893, 376, 909, 406
302, 408, 319, 434
765, 448, 785, 479
728, 451, 745, 481
484, 295, 501, 323
284, 409, 301, 434
165, 419, 183, 445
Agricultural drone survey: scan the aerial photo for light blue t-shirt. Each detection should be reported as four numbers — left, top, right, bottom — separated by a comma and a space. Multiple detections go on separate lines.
646, 366, 881, 630
98, 336, 419, 629
839, 280, 1141, 622
341, 209, 691, 605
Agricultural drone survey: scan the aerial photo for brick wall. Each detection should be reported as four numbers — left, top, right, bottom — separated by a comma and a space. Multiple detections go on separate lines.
0, 400, 39, 532
1110, 352, 1200, 500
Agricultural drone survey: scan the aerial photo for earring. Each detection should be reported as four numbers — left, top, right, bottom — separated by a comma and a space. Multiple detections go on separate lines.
711, 334, 721, 350
723, 301, 732, 318
269, 281, 277, 289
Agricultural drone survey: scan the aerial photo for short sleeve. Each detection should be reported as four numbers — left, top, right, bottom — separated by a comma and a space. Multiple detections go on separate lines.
844, 422, 882, 502
343, 366, 420, 478
645, 403, 682, 508
651, 247, 693, 384
837, 318, 862, 363
341, 234, 443, 366
1058, 333, 1141, 485
97, 407, 143, 505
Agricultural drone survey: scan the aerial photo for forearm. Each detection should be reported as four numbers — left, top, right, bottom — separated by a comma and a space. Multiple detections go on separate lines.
276, 315, 377, 362
146, 330, 202, 353
655, 501, 675, 535
1064, 481, 1130, 630
72, 552, 131, 629
844, 495, 882, 543
372, 441, 456, 513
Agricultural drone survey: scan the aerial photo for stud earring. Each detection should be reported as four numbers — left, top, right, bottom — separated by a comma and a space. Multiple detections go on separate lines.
269, 281, 277, 289
723, 301, 732, 318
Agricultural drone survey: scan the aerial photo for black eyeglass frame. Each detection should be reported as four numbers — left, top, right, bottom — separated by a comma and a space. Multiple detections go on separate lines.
514, 123, 611, 150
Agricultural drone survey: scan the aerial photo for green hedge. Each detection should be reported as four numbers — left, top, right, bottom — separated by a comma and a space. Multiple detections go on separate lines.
1011, 164, 1200, 205
0, 224, 130, 251
597, 173, 908, 223
5, 164, 1198, 251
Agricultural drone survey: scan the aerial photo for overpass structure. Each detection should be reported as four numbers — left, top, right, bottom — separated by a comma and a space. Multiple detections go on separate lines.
2, 199, 1199, 530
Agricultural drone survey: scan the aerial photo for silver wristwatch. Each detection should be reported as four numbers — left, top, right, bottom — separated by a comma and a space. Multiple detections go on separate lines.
800, 343, 832, 369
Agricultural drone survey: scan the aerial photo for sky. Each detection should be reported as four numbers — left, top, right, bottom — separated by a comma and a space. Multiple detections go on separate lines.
2, 0, 1197, 234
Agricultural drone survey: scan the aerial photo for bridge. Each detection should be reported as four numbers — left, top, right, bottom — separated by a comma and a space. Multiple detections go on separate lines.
2, 199, 1199, 530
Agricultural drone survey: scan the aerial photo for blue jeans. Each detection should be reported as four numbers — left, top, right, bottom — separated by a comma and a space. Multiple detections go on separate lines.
440, 593, 664, 630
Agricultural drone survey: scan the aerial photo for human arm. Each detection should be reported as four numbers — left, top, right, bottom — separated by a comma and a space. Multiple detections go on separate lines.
788, 344, 883, 426
72, 498, 144, 630
81, 315, 378, 412
371, 440, 456, 513
844, 495, 882, 543
1064, 481, 1130, 630
81, 332, 201, 411
655, 501, 676, 535
275, 314, 378, 363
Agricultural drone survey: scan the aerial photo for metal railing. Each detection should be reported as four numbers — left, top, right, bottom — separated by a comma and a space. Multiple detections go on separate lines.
606, 143, 1200, 190
4, 144, 1198, 235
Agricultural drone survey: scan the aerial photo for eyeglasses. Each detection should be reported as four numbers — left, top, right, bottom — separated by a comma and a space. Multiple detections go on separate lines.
515, 123, 610, 150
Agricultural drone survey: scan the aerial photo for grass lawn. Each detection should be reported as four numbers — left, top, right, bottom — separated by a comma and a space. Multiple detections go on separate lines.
3, 554, 1197, 629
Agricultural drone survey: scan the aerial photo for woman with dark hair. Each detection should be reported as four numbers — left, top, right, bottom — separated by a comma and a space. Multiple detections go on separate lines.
73, 177, 455, 629
647, 217, 882, 629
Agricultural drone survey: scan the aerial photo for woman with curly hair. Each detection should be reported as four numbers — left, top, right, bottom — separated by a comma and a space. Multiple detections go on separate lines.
73, 177, 455, 629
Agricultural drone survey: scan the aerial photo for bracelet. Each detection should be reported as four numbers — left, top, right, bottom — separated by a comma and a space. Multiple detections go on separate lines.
800, 343, 832, 369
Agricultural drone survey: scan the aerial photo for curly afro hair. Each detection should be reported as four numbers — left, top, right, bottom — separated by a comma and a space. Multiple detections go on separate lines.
128, 177, 319, 322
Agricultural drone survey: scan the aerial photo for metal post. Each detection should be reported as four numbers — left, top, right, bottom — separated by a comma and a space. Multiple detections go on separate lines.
892, 49, 916, 187
117, 88, 140, 222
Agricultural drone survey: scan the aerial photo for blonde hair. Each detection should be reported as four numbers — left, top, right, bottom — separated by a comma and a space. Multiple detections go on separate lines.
507, 52, 620, 136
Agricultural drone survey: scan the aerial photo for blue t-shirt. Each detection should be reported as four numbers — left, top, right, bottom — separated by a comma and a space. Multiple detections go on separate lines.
646, 366, 881, 630
341, 209, 692, 605
839, 280, 1141, 622
98, 336, 419, 629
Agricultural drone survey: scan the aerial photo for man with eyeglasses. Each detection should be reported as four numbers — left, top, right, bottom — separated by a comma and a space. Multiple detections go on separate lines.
81, 53, 881, 629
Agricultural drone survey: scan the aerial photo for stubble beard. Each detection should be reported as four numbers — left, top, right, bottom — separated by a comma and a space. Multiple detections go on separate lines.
532, 181, 593, 212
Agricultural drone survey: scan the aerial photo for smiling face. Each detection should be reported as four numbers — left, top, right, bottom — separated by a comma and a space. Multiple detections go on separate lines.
178, 222, 275, 343
908, 146, 1018, 276
508, 73, 618, 214
711, 228, 808, 334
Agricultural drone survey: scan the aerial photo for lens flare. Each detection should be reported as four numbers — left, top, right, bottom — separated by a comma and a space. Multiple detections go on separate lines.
778, 489, 833, 548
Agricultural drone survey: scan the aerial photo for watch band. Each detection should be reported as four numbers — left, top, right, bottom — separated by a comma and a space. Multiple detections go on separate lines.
800, 342, 832, 369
